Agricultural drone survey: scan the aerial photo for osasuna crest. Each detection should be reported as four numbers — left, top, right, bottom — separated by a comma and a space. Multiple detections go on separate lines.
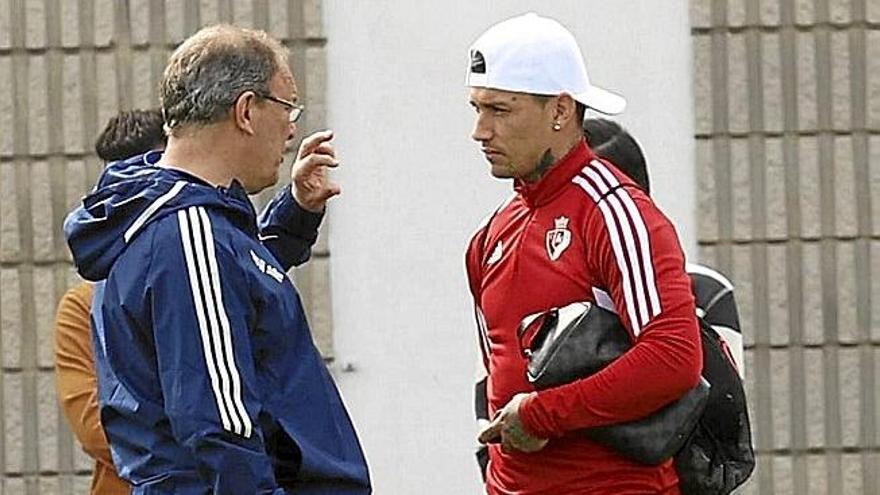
545, 216, 571, 261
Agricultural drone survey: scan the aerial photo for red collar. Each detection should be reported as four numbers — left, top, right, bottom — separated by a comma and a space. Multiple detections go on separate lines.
514, 139, 594, 207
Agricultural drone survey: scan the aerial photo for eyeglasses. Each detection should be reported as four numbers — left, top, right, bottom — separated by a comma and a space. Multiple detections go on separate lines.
258, 93, 305, 123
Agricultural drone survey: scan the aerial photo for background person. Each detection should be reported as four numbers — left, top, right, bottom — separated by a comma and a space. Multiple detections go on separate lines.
94, 109, 167, 162
55, 108, 166, 495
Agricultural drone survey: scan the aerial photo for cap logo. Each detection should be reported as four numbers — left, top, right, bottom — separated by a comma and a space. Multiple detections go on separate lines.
470, 50, 486, 74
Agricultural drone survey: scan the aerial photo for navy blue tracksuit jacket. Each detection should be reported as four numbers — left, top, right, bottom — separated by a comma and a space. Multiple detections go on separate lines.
64, 153, 371, 494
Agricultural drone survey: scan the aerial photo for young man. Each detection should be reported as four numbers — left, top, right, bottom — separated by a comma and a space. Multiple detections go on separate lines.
472, 118, 748, 483
55, 108, 167, 495
64, 25, 370, 494
465, 13, 702, 494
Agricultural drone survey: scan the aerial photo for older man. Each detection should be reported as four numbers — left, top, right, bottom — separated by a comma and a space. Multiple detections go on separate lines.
65, 25, 370, 494
465, 14, 702, 494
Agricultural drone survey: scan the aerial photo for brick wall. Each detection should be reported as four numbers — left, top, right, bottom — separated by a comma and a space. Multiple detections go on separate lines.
0, 1, 331, 493
691, 0, 880, 493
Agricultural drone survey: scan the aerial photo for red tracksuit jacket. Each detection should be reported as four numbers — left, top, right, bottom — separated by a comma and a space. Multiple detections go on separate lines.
465, 140, 702, 494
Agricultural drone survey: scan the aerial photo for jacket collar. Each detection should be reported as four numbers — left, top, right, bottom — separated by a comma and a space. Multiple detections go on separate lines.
514, 139, 594, 207
159, 168, 255, 220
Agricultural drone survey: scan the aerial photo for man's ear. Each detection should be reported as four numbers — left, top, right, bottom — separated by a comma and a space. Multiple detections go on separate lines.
233, 91, 258, 136
554, 93, 578, 128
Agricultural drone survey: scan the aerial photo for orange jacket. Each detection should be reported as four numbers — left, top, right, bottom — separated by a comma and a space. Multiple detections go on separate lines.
54, 282, 130, 495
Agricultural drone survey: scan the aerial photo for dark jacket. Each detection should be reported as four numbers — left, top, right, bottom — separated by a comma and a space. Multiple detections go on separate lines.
65, 153, 370, 494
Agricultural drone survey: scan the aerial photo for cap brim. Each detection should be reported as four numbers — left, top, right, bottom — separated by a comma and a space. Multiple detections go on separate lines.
574, 85, 627, 115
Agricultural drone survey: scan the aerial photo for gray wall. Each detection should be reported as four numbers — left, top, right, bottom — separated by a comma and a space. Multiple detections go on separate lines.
691, 0, 880, 493
323, 1, 696, 492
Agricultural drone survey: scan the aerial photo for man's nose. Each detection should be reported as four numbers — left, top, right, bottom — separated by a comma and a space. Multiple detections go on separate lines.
471, 114, 492, 142
287, 121, 296, 141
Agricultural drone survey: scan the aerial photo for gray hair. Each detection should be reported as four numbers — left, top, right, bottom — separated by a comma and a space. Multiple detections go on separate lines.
160, 24, 289, 134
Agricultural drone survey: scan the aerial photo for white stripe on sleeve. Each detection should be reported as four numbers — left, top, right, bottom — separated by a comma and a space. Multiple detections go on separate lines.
188, 207, 244, 436
197, 207, 252, 438
583, 167, 651, 325
177, 209, 234, 433
572, 174, 642, 335
593, 161, 661, 318
178, 206, 251, 437
126, 181, 187, 242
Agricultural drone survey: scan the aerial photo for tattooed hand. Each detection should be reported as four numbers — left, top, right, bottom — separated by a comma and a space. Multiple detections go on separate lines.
478, 393, 548, 453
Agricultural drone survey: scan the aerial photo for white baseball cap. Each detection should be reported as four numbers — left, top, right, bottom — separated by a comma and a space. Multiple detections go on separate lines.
466, 13, 626, 115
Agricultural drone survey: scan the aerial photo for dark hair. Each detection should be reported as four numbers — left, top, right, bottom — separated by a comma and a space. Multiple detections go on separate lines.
583, 118, 650, 194
94, 109, 166, 161
532, 95, 587, 128
575, 103, 587, 124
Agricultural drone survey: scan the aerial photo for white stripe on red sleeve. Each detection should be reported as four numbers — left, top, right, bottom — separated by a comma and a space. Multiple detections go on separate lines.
572, 174, 643, 335
572, 161, 664, 336
593, 162, 661, 318
582, 167, 652, 325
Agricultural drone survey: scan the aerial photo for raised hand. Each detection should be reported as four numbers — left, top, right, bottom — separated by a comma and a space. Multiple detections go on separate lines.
291, 130, 341, 212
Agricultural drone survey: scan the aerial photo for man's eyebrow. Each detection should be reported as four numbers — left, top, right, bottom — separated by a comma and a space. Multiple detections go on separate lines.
485, 101, 512, 109
472, 100, 512, 109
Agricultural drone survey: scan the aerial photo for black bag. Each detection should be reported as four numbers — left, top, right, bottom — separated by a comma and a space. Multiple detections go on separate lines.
674, 319, 755, 494
519, 301, 710, 465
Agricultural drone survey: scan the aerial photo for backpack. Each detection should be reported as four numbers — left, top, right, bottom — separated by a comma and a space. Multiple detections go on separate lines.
675, 318, 755, 494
